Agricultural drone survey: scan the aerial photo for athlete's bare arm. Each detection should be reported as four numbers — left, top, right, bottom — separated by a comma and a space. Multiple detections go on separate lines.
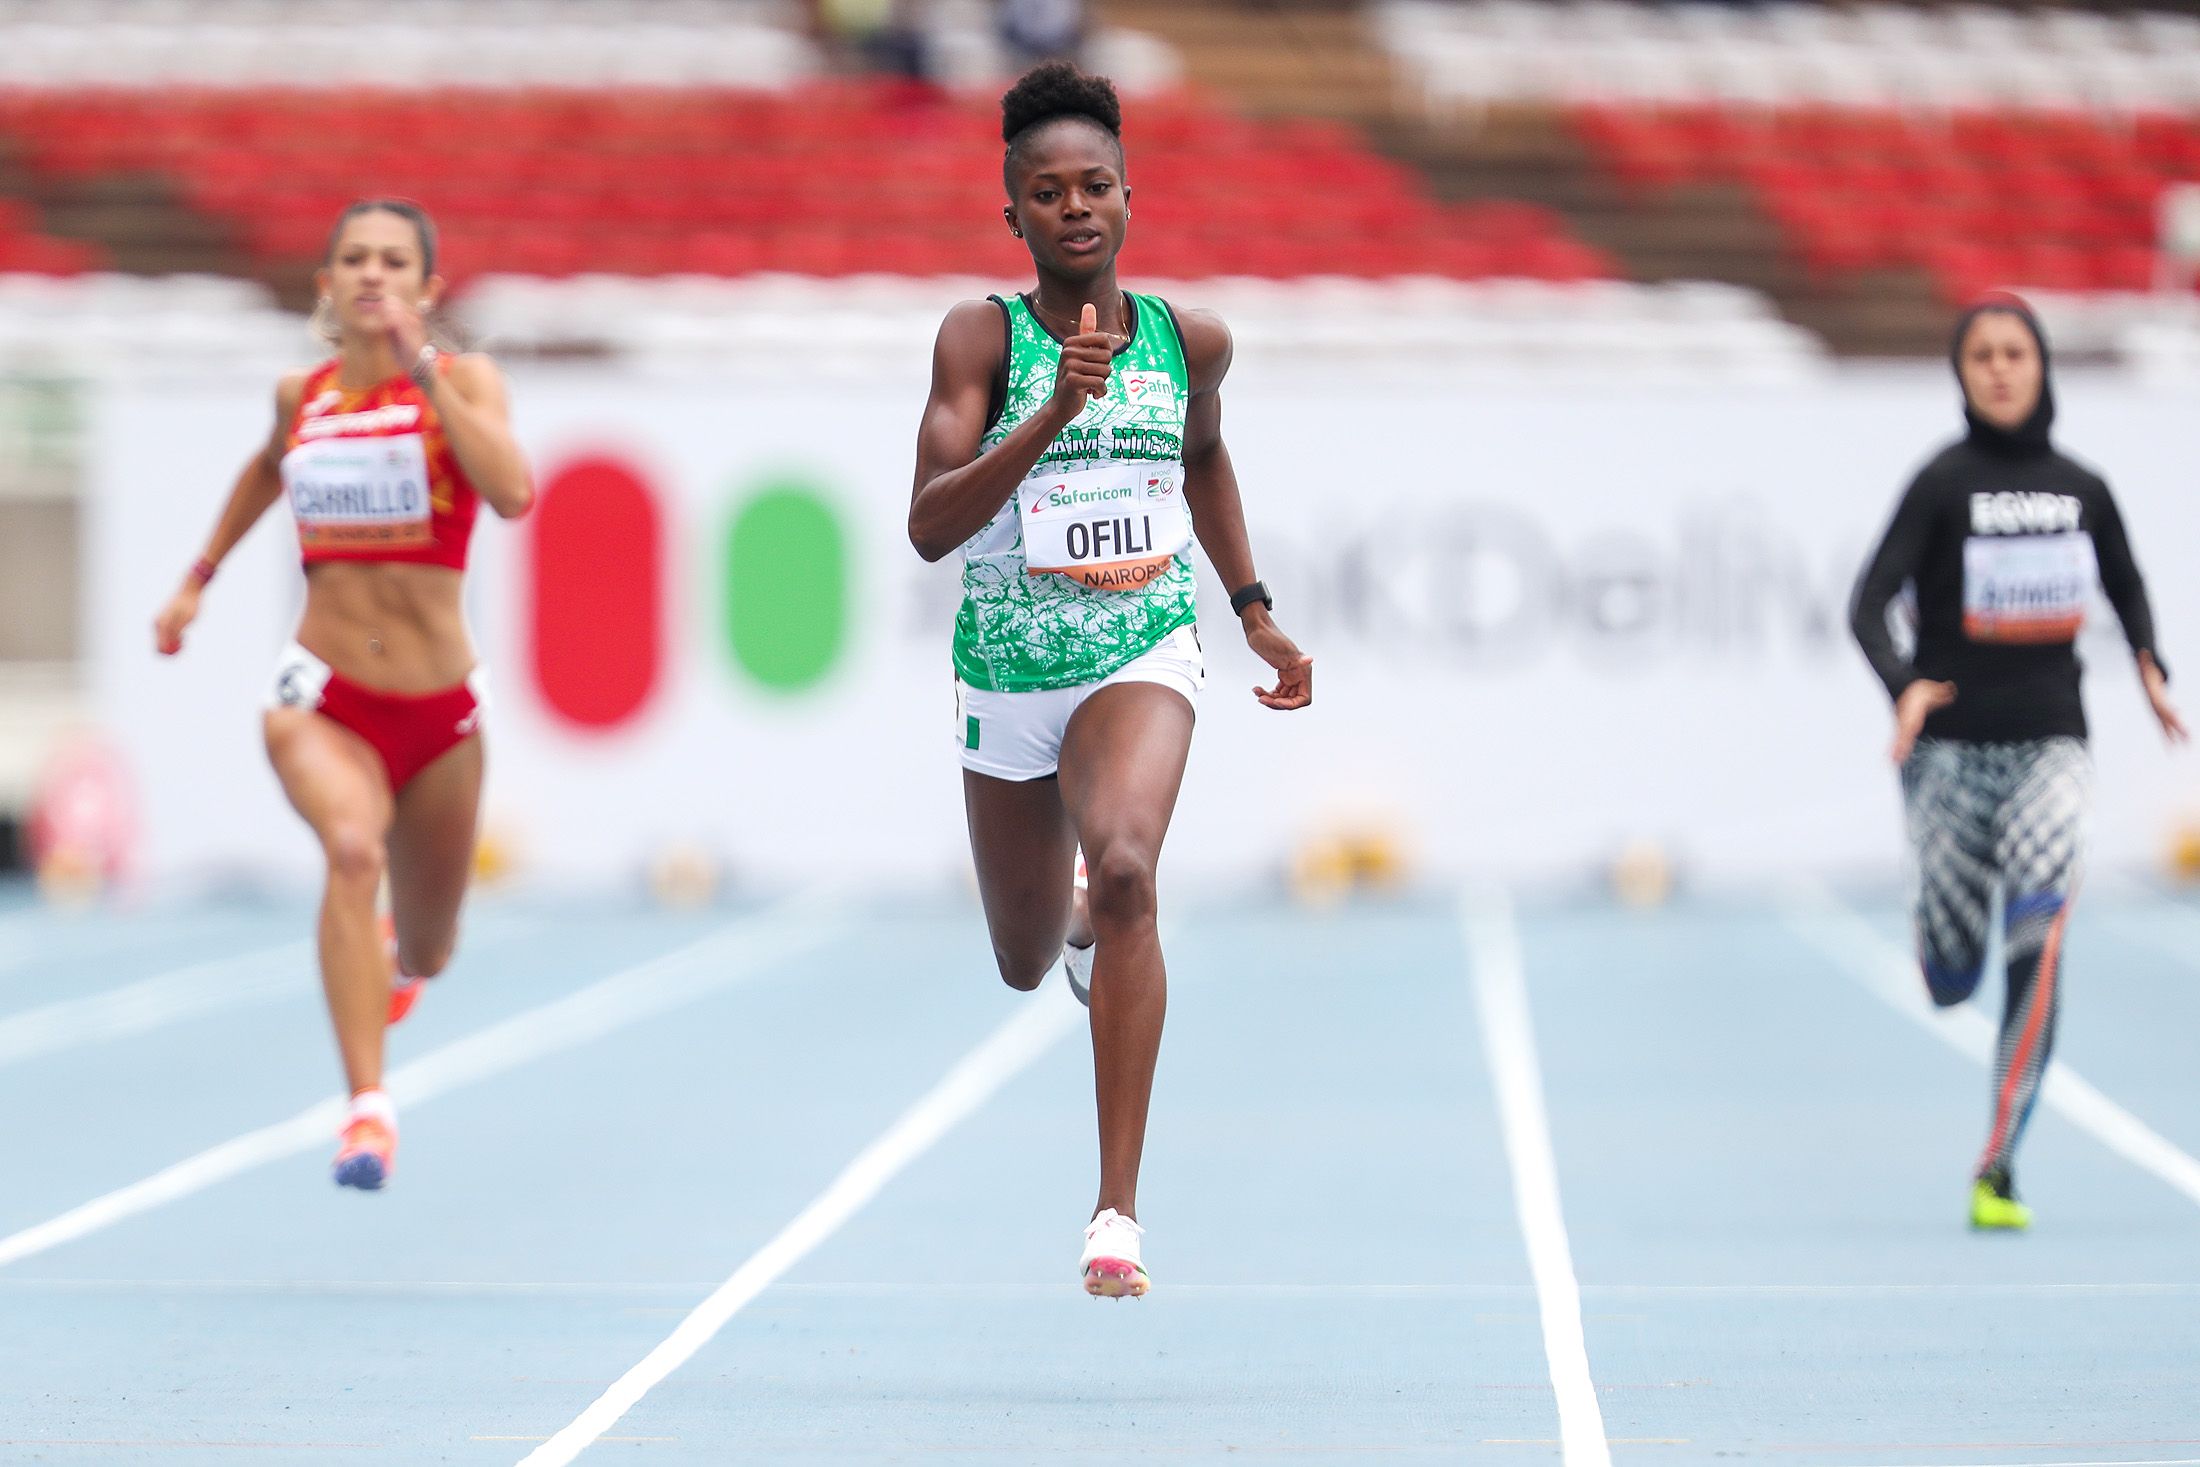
416, 354, 531, 519
1175, 307, 1312, 711
372, 293, 531, 519
908, 298, 1112, 561
153, 370, 310, 656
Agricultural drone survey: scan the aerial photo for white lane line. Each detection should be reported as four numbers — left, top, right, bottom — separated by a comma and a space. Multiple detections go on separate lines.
0, 940, 309, 1067
1461, 885, 1612, 1467
0, 913, 539, 1066
8, 1278, 2197, 1299
0, 902, 837, 1271
515, 983, 1082, 1467
1788, 883, 2200, 1212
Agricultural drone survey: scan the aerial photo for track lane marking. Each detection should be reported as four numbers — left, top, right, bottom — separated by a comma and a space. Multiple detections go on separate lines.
1462, 885, 1613, 1467
0, 902, 836, 1270
1789, 884, 2200, 1211
514, 983, 1082, 1466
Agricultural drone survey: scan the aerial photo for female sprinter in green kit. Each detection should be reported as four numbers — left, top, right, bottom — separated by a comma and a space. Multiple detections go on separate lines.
908, 62, 1314, 1297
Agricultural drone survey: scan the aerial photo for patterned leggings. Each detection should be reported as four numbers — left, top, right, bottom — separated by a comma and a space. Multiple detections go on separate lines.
1902, 737, 2090, 1180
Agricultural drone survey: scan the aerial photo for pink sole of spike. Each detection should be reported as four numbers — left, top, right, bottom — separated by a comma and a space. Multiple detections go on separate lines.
1084, 1258, 1149, 1298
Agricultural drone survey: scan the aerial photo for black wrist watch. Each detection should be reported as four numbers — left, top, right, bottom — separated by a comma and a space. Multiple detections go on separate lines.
1230, 580, 1273, 615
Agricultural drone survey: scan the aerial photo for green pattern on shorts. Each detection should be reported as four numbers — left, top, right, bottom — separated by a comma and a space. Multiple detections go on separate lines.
951, 292, 1196, 692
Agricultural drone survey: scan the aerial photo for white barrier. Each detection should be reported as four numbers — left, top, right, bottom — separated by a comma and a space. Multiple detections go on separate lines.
86, 359, 2200, 891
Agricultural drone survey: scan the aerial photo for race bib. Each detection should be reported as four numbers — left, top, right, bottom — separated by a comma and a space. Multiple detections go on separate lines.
1017, 460, 1190, 592
1963, 531, 2095, 643
284, 434, 432, 550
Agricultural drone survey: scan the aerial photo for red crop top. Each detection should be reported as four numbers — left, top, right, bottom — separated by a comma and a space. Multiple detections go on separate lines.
280, 358, 480, 571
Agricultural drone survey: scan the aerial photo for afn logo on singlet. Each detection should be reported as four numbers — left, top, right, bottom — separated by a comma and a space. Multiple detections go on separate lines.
1119, 371, 1178, 406
1971, 492, 2081, 535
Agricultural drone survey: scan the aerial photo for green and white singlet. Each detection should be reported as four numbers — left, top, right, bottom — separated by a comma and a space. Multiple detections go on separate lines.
952, 291, 1199, 693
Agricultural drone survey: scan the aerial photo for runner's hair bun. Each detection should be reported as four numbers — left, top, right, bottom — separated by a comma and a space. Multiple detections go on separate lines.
1001, 61, 1122, 145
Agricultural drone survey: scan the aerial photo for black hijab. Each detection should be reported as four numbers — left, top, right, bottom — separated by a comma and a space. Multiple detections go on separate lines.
1950, 295, 2055, 457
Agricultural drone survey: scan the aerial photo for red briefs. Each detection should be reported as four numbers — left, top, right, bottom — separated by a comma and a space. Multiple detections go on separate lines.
269, 641, 485, 792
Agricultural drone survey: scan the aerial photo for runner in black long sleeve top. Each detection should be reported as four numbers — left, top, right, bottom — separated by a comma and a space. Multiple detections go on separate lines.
1849, 358, 2165, 742
1848, 297, 2184, 1232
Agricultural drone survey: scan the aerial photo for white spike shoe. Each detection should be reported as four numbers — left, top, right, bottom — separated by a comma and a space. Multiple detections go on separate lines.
1081, 1208, 1149, 1298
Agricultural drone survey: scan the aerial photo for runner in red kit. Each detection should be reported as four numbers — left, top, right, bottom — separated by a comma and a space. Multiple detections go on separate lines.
154, 200, 534, 1190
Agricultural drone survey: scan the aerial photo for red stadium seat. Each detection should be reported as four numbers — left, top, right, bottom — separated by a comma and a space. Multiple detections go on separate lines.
0, 82, 1616, 286
1566, 95, 2200, 301
0, 232, 102, 274
2096, 245, 2159, 292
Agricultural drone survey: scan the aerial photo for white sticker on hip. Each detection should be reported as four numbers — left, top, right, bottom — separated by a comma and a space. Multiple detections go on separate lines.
1017, 460, 1190, 592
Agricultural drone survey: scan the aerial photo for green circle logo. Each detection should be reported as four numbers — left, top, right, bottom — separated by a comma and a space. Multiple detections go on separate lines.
722, 479, 849, 693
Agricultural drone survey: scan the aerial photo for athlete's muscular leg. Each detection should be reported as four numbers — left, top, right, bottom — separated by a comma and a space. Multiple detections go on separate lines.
386, 734, 484, 980
265, 709, 394, 1095
1058, 682, 1195, 1223
1977, 740, 2089, 1179
964, 769, 1080, 991
1903, 741, 1995, 1007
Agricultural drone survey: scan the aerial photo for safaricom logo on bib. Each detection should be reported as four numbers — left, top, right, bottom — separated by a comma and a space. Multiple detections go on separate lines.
1037, 481, 1136, 514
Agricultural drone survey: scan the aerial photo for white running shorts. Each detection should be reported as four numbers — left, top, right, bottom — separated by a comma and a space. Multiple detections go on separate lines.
955, 624, 1204, 781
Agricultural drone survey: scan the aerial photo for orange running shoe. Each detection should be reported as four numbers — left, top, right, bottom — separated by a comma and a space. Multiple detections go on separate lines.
387, 976, 424, 1025
332, 1114, 396, 1190
382, 915, 424, 1026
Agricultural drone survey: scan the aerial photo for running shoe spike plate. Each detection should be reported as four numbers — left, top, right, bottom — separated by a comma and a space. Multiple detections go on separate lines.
1081, 1208, 1149, 1298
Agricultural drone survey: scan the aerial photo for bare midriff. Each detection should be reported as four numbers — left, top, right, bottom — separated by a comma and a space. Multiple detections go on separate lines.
296, 560, 475, 693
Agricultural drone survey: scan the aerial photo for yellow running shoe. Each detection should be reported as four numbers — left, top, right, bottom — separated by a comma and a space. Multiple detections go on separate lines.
1970, 1171, 2032, 1231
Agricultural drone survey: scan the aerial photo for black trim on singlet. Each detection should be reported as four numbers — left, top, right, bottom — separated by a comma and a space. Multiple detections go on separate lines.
1018, 290, 1140, 359
982, 294, 1012, 433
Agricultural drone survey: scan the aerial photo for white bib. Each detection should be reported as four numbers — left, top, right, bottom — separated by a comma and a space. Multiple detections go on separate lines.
1963, 531, 2094, 643
1017, 460, 1191, 592
284, 434, 433, 551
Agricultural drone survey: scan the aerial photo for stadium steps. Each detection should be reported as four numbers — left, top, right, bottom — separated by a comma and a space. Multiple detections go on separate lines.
1094, 0, 1395, 121
1388, 112, 1950, 356
1107, 2, 1944, 359
0, 144, 248, 279
1386, 123, 1763, 296
1779, 270, 1954, 360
